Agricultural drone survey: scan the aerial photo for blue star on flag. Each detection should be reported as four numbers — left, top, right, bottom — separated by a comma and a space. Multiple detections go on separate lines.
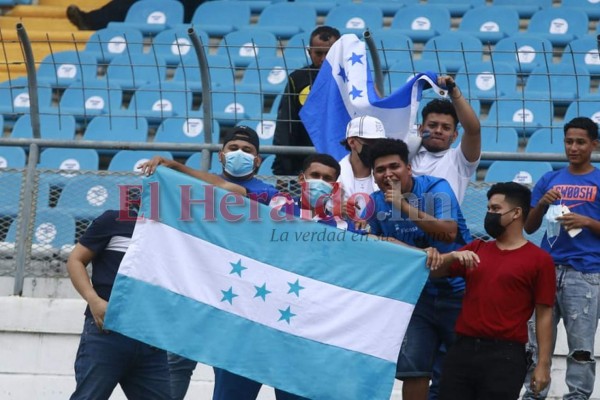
348, 52, 364, 65
254, 283, 271, 301
220, 287, 238, 305
278, 306, 297, 324
229, 259, 247, 277
338, 65, 348, 83
287, 279, 305, 297
349, 85, 363, 100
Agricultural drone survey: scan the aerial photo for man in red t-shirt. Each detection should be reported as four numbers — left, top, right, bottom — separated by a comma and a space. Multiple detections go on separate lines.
427, 182, 556, 400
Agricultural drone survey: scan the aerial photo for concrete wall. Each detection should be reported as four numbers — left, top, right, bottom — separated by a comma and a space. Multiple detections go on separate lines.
1, 277, 599, 400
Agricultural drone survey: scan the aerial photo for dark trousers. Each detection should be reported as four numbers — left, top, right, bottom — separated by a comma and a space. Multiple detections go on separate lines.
439, 335, 527, 400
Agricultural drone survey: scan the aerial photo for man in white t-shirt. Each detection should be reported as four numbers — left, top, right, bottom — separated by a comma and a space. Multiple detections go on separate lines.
337, 115, 386, 209
411, 76, 481, 204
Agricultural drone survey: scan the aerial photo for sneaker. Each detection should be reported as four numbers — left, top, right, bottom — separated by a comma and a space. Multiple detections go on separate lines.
66, 5, 90, 30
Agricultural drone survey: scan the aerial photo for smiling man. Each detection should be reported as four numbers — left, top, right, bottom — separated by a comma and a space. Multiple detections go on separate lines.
523, 116, 600, 400
410, 76, 481, 204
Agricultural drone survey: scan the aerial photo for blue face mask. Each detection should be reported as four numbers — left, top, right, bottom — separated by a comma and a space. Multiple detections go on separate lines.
223, 149, 255, 177
304, 178, 334, 208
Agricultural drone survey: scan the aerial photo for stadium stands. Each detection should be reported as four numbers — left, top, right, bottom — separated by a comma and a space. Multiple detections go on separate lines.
390, 5, 451, 43
183, 1, 251, 37
325, 3, 383, 35
107, 0, 184, 36
0, 145, 25, 168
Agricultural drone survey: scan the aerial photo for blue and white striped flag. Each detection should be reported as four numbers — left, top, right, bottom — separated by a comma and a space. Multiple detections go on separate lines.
300, 34, 443, 160
105, 166, 429, 400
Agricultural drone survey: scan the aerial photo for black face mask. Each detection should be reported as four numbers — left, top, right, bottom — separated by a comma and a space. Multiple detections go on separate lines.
484, 209, 516, 239
358, 144, 371, 166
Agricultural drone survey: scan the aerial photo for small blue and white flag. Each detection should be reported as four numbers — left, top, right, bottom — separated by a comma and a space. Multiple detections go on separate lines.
105, 167, 429, 400
300, 34, 444, 160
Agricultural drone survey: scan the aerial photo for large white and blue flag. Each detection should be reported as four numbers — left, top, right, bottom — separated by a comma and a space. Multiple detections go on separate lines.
300, 34, 444, 160
105, 166, 429, 400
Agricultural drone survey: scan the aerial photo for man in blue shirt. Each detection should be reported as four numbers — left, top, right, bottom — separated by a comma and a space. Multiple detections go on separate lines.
365, 138, 471, 400
523, 117, 600, 400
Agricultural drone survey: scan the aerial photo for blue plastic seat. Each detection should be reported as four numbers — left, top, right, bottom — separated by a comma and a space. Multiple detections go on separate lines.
155, 116, 218, 152
484, 99, 553, 136
562, 0, 600, 19
426, 0, 484, 17
325, 4, 383, 35
240, 56, 304, 95
458, 6, 519, 45
84, 27, 144, 64
524, 64, 590, 105
172, 54, 235, 92
185, 152, 221, 173
261, 92, 282, 121
525, 128, 567, 169
83, 116, 149, 151
237, 119, 276, 148
479, 126, 519, 167
150, 28, 209, 66
0, 145, 25, 169
282, 32, 311, 65
490, 0, 552, 18
216, 29, 279, 68
36, 51, 98, 89
0, 78, 52, 119
257, 154, 275, 176
49, 80, 123, 122
562, 36, 600, 76
564, 96, 600, 125
208, 88, 264, 126
293, 0, 352, 16
105, 53, 168, 91
108, 0, 184, 36
224, 0, 273, 13
386, 59, 446, 94
492, 35, 554, 75
368, 29, 413, 70
10, 114, 76, 141
361, 0, 409, 17
119, 82, 192, 124
527, 8, 588, 47
421, 33, 483, 73
390, 5, 451, 43
247, 3, 316, 40
183, 1, 251, 37
38, 147, 100, 189
455, 62, 518, 102
108, 150, 173, 172
0, 171, 23, 218
484, 161, 553, 184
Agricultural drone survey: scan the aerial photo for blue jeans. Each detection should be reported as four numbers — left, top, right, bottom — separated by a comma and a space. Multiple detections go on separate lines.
213, 368, 307, 400
396, 291, 463, 379
168, 353, 197, 400
523, 265, 599, 400
70, 316, 171, 400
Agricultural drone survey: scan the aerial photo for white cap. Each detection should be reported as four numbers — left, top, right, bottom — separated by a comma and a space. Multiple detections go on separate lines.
345, 116, 386, 140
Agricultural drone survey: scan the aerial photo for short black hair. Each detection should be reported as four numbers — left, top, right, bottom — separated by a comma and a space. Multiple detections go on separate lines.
302, 153, 341, 179
564, 117, 599, 140
421, 99, 459, 129
368, 138, 409, 168
310, 26, 341, 46
487, 182, 531, 220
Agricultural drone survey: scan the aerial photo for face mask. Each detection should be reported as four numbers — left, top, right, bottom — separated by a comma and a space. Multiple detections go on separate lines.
304, 178, 334, 208
484, 208, 516, 239
358, 144, 371, 166
223, 149, 255, 177
545, 204, 563, 247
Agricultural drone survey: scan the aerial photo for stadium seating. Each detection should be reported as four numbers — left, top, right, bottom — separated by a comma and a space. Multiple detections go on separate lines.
184, 1, 251, 37
492, 35, 554, 74
454, 62, 518, 102
484, 161, 553, 184
154, 116, 219, 153
325, 3, 383, 35
151, 28, 209, 66
216, 29, 279, 68
562, 0, 600, 19
247, 2, 316, 40
240, 56, 304, 95
525, 128, 567, 168
172, 54, 236, 92
104, 53, 169, 91
49, 80, 123, 122
458, 6, 519, 45
390, 5, 451, 43
38, 147, 100, 188
479, 126, 519, 167
485, 99, 553, 136
293, 0, 352, 16
564, 96, 600, 125
208, 89, 264, 126
361, 0, 408, 17
562, 36, 600, 76
367, 29, 413, 70
386, 59, 447, 93
426, 0, 484, 17
36, 51, 98, 89
527, 8, 588, 47
226, 0, 273, 13
523, 64, 591, 105
108, 150, 173, 172
108, 0, 184, 36
490, 0, 552, 18
118, 82, 193, 124
282, 32, 311, 65
185, 152, 222, 173
421, 33, 483, 73
82, 116, 149, 150
10, 114, 76, 141
84, 27, 144, 64
0, 77, 52, 119
257, 154, 275, 176
237, 119, 276, 148
0, 145, 25, 169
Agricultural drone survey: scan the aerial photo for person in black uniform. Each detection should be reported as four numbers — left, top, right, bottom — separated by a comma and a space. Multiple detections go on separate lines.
272, 26, 340, 176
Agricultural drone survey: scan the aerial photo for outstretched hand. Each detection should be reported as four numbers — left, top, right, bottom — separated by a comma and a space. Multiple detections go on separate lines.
137, 156, 172, 176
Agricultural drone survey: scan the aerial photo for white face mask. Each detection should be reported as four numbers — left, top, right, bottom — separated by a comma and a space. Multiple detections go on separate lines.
545, 204, 562, 247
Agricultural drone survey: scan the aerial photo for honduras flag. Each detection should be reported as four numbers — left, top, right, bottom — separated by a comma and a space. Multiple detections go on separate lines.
104, 166, 429, 400
300, 34, 445, 160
